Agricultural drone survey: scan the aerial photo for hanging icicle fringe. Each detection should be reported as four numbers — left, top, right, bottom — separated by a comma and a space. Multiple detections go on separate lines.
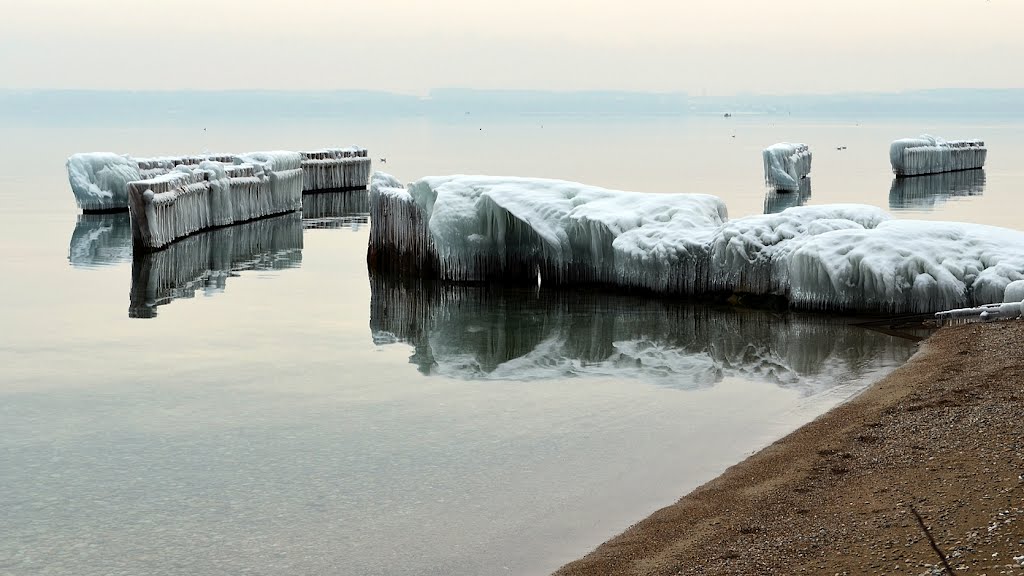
890, 135, 986, 177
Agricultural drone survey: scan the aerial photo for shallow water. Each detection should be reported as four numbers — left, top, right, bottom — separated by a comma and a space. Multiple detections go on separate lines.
1, 114, 1021, 575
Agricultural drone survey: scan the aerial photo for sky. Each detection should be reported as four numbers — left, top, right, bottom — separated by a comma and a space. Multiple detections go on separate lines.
1, 0, 1021, 95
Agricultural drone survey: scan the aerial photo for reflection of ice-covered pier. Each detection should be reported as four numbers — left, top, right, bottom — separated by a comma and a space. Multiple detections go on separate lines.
763, 178, 811, 214
889, 169, 985, 210
129, 212, 302, 318
890, 135, 986, 177
369, 277, 916, 392
68, 212, 133, 268
301, 190, 369, 230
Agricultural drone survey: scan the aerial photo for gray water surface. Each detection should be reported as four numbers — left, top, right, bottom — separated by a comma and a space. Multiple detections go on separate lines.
2, 114, 1022, 575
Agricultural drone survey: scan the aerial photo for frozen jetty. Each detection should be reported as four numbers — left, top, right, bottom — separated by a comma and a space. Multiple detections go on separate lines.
130, 212, 302, 318
301, 147, 372, 192
890, 135, 986, 177
369, 173, 1024, 314
67, 148, 371, 212
128, 154, 302, 250
763, 143, 812, 192
369, 278, 913, 391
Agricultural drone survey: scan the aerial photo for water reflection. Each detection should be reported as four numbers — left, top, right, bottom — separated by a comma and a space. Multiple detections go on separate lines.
301, 190, 369, 230
763, 177, 812, 214
68, 212, 133, 268
889, 169, 986, 210
370, 277, 917, 394
130, 212, 303, 318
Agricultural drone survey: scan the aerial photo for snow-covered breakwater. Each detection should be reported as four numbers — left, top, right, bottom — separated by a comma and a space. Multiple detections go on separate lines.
130, 212, 302, 318
67, 148, 370, 212
128, 155, 302, 250
301, 147, 372, 192
368, 173, 1024, 314
763, 143, 812, 191
890, 135, 986, 177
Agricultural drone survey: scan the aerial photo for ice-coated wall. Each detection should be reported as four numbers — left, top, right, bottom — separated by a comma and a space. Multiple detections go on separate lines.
67, 147, 369, 211
127, 159, 302, 250
301, 147, 372, 192
890, 135, 986, 177
368, 173, 1024, 314
763, 143, 812, 191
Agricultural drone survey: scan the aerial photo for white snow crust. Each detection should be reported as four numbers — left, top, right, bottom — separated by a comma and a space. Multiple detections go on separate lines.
763, 143, 812, 191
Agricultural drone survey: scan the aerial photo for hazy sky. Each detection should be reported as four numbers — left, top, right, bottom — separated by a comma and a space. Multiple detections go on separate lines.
2, 0, 1021, 94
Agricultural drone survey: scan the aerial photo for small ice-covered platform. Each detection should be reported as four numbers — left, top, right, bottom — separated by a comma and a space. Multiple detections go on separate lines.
890, 135, 986, 177
763, 143, 812, 192
67, 147, 371, 212
369, 172, 1024, 315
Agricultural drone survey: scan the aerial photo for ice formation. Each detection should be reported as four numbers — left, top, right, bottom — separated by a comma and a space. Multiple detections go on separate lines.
68, 212, 132, 267
369, 173, 1024, 314
66, 153, 142, 211
67, 147, 369, 211
130, 212, 302, 318
301, 147, 372, 192
128, 158, 302, 250
369, 173, 728, 291
889, 135, 986, 177
763, 143, 812, 192
889, 169, 985, 210
369, 278, 915, 392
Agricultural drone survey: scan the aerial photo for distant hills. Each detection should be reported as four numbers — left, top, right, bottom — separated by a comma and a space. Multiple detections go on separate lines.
1, 88, 1021, 119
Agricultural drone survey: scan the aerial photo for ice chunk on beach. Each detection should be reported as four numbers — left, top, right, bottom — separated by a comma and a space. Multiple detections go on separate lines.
66, 153, 142, 211
763, 143, 812, 192
890, 135, 986, 177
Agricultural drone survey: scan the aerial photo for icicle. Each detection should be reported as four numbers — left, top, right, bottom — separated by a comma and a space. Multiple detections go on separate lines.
300, 147, 372, 192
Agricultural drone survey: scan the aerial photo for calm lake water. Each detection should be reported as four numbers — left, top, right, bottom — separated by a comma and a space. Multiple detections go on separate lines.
2, 114, 1022, 575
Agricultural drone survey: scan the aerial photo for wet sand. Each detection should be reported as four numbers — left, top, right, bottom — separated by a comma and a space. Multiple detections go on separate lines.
556, 321, 1024, 575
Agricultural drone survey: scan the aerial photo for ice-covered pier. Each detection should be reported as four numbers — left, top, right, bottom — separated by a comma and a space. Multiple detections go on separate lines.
763, 143, 812, 192
368, 173, 1024, 315
127, 154, 303, 250
889, 135, 986, 177
67, 147, 371, 213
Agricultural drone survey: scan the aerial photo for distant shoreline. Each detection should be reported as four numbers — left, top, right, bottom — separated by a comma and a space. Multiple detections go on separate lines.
556, 321, 1024, 575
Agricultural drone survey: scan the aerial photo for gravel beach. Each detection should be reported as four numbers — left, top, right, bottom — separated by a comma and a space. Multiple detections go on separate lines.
556, 321, 1024, 575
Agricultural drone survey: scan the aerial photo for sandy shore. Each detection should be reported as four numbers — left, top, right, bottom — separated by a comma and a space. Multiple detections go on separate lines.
556, 321, 1024, 575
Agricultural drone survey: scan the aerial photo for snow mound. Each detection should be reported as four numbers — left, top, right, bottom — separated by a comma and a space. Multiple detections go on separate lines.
66, 153, 142, 211
890, 135, 986, 177
788, 220, 1024, 313
763, 143, 812, 191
